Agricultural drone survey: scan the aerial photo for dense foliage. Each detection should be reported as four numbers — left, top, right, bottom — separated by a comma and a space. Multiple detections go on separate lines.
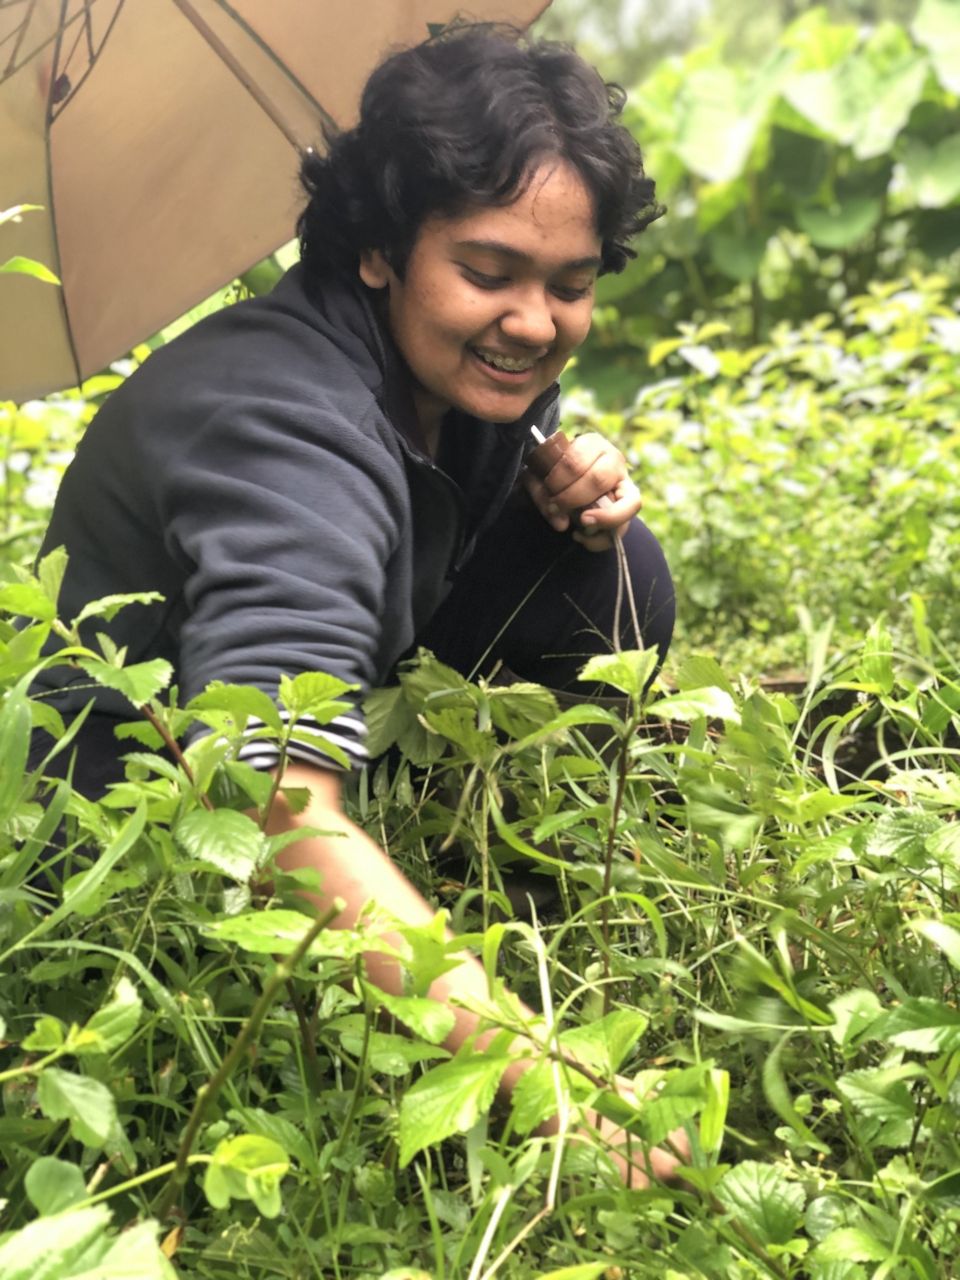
2, 8, 960, 1278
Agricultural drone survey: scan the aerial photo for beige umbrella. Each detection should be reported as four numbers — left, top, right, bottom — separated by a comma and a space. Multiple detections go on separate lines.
0, 0, 550, 402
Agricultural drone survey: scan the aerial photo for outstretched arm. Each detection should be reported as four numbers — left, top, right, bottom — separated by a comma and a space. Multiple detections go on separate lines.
266, 761, 686, 1185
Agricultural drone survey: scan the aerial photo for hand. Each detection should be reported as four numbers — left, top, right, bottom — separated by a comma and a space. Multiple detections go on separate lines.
522, 432, 642, 552
592, 1110, 690, 1189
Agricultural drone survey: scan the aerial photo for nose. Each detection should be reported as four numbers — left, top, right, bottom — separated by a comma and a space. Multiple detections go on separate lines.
498, 285, 557, 349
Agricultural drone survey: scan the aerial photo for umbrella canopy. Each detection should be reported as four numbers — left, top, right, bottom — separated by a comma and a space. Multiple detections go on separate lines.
0, 0, 550, 402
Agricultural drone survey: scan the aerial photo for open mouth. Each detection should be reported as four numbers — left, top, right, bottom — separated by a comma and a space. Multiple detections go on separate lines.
470, 347, 539, 376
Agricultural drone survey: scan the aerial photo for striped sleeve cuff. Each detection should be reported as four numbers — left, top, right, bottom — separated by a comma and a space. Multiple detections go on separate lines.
236, 710, 368, 773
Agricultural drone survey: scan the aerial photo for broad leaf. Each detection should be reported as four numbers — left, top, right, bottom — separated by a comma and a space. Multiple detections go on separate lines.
203, 1134, 290, 1219
398, 1055, 510, 1166
24, 1156, 87, 1214
174, 807, 266, 881
373, 988, 456, 1045
37, 1067, 118, 1147
716, 1160, 805, 1245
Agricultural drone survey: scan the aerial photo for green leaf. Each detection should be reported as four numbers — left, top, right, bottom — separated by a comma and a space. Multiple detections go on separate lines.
675, 654, 736, 696
763, 1034, 830, 1153
174, 807, 266, 881
535, 1267, 609, 1280
188, 681, 284, 734
558, 1009, 649, 1076
901, 136, 960, 209
24, 1156, 87, 1214
278, 670, 356, 720
81, 976, 142, 1053
76, 656, 172, 707
37, 1067, 118, 1147
913, 0, 960, 93
700, 1067, 730, 1155
869, 998, 960, 1053
646, 686, 740, 724
22, 1013, 66, 1051
0, 680, 32, 825
815, 1227, 890, 1263
0, 1206, 111, 1280
372, 987, 456, 1045
0, 581, 56, 620
716, 1160, 806, 1246
0, 254, 60, 284
207, 909, 394, 959
577, 648, 658, 699
203, 1133, 290, 1219
796, 198, 883, 250
72, 592, 164, 627
828, 989, 883, 1048
912, 919, 960, 970
398, 1055, 510, 1166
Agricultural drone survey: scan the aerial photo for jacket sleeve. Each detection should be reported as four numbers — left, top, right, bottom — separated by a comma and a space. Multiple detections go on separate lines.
161, 393, 408, 771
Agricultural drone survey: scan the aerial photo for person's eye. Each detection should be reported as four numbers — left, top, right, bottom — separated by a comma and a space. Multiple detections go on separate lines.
552, 282, 594, 302
461, 265, 509, 289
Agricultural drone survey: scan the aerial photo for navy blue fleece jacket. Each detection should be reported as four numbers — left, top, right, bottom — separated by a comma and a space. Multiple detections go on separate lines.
35, 266, 559, 769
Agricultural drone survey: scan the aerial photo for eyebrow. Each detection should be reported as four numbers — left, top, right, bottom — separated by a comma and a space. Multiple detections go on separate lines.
453, 239, 602, 272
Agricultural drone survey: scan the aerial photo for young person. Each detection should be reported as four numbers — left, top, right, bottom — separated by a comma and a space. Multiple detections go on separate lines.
33, 24, 679, 1182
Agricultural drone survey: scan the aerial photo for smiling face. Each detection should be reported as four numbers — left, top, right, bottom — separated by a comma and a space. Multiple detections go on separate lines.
358, 161, 601, 445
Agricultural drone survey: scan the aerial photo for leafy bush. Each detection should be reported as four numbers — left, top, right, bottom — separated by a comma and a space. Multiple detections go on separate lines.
577, 0, 960, 393
2, 546, 960, 1275
568, 272, 960, 674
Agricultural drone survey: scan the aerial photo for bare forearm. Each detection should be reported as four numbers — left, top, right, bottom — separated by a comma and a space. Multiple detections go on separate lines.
265, 762, 536, 1062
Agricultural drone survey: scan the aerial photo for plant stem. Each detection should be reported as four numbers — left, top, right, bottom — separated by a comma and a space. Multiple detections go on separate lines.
601, 714, 635, 1015
139, 702, 213, 811
152, 900, 342, 1220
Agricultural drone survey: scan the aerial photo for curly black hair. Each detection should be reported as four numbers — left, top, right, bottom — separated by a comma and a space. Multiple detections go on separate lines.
297, 22, 663, 285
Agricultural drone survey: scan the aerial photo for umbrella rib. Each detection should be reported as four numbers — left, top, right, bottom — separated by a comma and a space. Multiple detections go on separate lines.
49, 0, 124, 121
170, 0, 314, 150
45, 0, 84, 391
208, 0, 337, 135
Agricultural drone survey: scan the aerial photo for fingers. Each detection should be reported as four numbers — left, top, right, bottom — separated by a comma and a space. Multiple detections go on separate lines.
521, 469, 572, 532
539, 432, 625, 511
522, 435, 642, 545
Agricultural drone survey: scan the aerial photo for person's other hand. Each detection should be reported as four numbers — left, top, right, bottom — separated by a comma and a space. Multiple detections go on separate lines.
522, 432, 641, 552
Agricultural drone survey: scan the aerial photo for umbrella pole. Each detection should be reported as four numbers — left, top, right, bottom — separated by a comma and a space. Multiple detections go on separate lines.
169, 0, 304, 151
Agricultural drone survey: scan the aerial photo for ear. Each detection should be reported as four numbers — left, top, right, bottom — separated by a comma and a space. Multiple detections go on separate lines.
358, 248, 392, 290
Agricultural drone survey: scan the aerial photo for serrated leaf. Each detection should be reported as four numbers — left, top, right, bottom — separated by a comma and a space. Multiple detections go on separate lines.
716, 1160, 805, 1245
0, 1206, 111, 1280
646, 685, 740, 724
278, 671, 356, 720
398, 1055, 510, 1166
373, 988, 456, 1044
72, 592, 164, 627
188, 681, 284, 734
37, 1067, 118, 1147
76, 656, 172, 707
174, 807, 266, 881
577, 648, 658, 699
868, 998, 960, 1053
558, 1009, 648, 1075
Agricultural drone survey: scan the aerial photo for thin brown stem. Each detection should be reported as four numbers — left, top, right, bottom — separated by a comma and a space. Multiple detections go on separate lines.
139, 702, 214, 811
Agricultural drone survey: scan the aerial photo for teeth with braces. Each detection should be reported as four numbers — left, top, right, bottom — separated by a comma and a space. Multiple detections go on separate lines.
474, 350, 536, 372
